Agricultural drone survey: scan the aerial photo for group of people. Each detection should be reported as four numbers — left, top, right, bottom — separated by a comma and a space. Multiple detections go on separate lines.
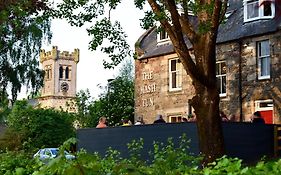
96, 116, 145, 128
96, 111, 265, 128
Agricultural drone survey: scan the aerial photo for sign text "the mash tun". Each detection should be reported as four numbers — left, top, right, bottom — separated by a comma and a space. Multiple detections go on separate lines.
141, 71, 156, 107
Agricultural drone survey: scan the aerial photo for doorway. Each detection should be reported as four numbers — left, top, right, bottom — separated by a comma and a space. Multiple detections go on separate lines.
255, 100, 273, 124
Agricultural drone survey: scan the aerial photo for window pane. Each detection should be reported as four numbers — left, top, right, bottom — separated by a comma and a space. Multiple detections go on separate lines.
216, 63, 219, 75
176, 72, 181, 88
160, 30, 167, 40
263, 1, 272, 16
247, 1, 259, 19
222, 75, 226, 93
65, 67, 69, 79
260, 40, 270, 56
59, 66, 63, 79
261, 57, 269, 76
221, 62, 226, 74
172, 72, 177, 88
171, 60, 176, 71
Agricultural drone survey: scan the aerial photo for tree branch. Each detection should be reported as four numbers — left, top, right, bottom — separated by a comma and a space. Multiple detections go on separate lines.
147, 0, 176, 41
179, 0, 198, 43
219, 0, 228, 24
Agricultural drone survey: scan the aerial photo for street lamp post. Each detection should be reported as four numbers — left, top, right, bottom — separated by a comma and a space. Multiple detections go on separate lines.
107, 79, 114, 123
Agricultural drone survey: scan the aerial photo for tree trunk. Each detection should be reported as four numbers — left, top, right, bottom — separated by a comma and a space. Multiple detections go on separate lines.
190, 81, 224, 165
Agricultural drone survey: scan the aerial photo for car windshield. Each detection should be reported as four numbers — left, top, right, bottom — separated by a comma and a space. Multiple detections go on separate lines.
50, 149, 59, 156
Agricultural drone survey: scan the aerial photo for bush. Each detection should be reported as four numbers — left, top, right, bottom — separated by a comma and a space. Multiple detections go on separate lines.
2, 135, 281, 174
0, 151, 42, 175
0, 100, 75, 152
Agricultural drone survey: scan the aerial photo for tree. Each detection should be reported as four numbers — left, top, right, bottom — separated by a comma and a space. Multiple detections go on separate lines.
0, 0, 52, 103
55, 0, 228, 163
0, 100, 75, 151
73, 60, 135, 127
0, 90, 10, 123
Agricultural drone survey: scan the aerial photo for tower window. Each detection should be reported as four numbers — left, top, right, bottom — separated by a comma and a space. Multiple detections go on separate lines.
65, 67, 69, 79
45, 65, 52, 80
59, 66, 63, 79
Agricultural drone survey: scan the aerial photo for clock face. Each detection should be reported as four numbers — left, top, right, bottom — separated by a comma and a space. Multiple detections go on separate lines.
61, 82, 69, 92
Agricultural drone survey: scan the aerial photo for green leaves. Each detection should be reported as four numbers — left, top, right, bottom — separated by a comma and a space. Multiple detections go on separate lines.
73, 59, 134, 127
1, 100, 75, 151
87, 18, 130, 69
0, 0, 51, 102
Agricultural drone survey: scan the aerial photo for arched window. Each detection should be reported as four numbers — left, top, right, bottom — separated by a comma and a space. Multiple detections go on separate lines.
65, 67, 69, 79
59, 66, 63, 79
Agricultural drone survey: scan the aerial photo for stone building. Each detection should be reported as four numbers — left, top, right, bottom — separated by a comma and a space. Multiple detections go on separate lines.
135, 0, 281, 124
37, 46, 79, 112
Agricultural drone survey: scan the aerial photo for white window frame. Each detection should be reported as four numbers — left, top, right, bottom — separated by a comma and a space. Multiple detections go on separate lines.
255, 99, 273, 111
257, 40, 271, 80
45, 65, 52, 80
169, 58, 182, 91
157, 29, 170, 44
216, 61, 227, 97
168, 115, 182, 123
244, 0, 275, 22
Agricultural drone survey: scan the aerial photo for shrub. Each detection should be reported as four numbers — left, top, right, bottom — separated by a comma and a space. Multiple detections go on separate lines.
1, 100, 75, 152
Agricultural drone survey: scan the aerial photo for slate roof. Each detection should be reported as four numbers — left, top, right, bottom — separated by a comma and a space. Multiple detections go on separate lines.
136, 0, 281, 59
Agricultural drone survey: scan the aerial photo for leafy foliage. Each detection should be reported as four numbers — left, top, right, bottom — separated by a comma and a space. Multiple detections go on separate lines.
0, 100, 75, 151
0, 151, 42, 175
0, 90, 10, 123
0, 0, 52, 103
1, 136, 281, 174
73, 59, 135, 127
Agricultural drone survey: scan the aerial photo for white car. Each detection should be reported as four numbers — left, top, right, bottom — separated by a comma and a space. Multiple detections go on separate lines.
33, 148, 75, 160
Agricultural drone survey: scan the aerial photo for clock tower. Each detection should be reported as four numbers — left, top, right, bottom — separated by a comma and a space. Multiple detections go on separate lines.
38, 46, 79, 111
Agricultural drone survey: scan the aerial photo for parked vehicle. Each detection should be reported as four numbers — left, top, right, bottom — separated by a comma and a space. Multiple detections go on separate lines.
33, 148, 75, 161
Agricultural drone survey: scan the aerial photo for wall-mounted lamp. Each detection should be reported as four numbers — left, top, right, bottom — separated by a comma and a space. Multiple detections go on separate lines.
243, 42, 249, 48
141, 58, 149, 64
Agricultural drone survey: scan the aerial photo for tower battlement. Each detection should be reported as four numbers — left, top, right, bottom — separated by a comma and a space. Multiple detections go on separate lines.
40, 46, 79, 63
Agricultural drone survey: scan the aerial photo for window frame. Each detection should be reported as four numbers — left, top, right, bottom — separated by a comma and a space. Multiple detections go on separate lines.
45, 65, 52, 80
216, 61, 227, 97
257, 40, 271, 80
59, 66, 64, 79
243, 0, 275, 22
168, 115, 182, 123
157, 29, 170, 44
168, 58, 182, 91
65, 66, 69, 79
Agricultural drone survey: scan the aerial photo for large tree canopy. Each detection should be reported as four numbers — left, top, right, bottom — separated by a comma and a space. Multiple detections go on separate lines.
0, 0, 52, 103
55, 0, 228, 164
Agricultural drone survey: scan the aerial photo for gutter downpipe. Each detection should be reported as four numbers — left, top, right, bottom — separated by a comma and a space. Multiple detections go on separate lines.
238, 40, 243, 122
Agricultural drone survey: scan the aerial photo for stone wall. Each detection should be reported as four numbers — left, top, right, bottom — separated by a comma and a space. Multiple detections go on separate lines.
38, 96, 76, 112
135, 53, 195, 124
217, 32, 281, 123
135, 32, 281, 124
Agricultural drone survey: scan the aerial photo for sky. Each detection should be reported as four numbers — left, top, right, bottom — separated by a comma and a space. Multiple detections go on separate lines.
19, 1, 146, 99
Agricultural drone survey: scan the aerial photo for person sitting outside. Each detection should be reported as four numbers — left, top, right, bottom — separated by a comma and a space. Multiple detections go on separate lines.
153, 114, 166, 124
251, 111, 265, 124
122, 119, 132, 126
135, 116, 145, 125
182, 118, 188, 122
96, 117, 107, 128
220, 111, 229, 122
